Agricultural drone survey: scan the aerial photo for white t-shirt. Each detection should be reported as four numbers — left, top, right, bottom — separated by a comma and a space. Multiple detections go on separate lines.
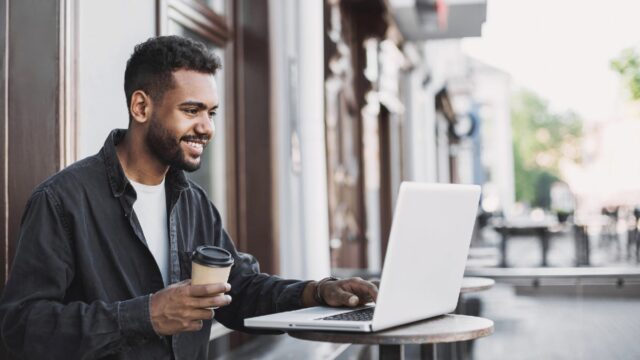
129, 178, 169, 286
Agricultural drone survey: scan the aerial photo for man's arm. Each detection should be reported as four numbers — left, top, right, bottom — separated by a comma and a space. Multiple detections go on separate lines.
0, 189, 154, 358
210, 222, 378, 331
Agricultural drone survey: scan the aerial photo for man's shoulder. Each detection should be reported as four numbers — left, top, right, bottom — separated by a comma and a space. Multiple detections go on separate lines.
35, 153, 104, 195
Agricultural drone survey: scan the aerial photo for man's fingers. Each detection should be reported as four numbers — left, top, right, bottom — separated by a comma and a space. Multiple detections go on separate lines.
188, 283, 230, 297
355, 281, 379, 302
189, 308, 216, 321
185, 320, 204, 332
190, 294, 232, 309
343, 279, 379, 303
332, 288, 360, 307
320, 278, 381, 307
209, 294, 232, 308
363, 281, 378, 302
370, 279, 381, 290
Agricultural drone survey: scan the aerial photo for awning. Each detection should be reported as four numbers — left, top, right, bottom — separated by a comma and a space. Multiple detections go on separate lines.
389, 0, 487, 41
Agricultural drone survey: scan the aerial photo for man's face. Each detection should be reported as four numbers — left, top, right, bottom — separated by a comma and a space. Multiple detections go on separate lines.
146, 69, 219, 172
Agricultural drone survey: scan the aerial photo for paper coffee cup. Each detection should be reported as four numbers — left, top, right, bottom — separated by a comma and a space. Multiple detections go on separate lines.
191, 245, 234, 308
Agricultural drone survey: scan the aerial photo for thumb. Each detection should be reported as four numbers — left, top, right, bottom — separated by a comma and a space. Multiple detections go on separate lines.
168, 279, 191, 288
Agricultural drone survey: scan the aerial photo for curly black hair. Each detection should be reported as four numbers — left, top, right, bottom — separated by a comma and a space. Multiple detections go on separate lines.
124, 35, 222, 118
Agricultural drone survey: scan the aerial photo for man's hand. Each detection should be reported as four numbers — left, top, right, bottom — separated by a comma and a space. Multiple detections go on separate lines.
311, 277, 378, 307
149, 280, 232, 336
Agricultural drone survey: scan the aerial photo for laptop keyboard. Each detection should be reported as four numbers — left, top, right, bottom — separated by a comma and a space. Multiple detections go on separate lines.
319, 307, 374, 321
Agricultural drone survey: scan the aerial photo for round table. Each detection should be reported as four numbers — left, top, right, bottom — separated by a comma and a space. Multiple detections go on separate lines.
460, 277, 495, 294
448, 277, 495, 359
288, 314, 494, 360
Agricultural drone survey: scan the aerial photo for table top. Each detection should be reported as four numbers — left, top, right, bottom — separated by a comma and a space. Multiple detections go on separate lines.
460, 277, 495, 293
467, 247, 499, 259
492, 219, 558, 232
492, 218, 557, 228
288, 314, 493, 345
465, 266, 640, 279
493, 224, 551, 232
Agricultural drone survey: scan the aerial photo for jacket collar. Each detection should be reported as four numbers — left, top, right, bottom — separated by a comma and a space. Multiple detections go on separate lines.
102, 129, 190, 198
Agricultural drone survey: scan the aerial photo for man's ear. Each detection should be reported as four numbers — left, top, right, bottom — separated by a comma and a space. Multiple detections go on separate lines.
129, 90, 153, 124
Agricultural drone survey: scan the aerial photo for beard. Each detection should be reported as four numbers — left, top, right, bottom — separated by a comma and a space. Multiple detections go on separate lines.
145, 115, 204, 173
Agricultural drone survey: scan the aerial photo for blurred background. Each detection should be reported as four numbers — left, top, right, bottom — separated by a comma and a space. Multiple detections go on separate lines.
1, 0, 640, 359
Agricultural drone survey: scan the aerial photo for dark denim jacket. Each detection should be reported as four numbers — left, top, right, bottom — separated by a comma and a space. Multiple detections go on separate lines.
0, 129, 309, 359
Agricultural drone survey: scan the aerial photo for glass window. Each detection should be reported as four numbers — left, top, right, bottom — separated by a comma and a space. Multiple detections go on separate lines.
196, 0, 225, 14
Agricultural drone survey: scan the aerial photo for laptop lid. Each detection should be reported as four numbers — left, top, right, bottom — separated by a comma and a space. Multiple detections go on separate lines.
370, 182, 480, 331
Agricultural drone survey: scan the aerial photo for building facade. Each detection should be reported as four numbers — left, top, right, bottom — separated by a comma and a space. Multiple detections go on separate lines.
0, 0, 493, 354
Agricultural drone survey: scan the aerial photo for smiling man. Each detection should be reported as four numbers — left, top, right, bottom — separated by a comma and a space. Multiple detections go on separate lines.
0, 36, 377, 359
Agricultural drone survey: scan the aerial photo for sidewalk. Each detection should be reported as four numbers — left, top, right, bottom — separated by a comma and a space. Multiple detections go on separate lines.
471, 227, 640, 359
474, 283, 640, 360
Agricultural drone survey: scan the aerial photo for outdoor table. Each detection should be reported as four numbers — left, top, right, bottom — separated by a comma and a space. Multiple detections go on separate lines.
288, 314, 494, 360
460, 277, 495, 294
493, 220, 558, 267
456, 277, 495, 318
573, 222, 590, 266
444, 277, 495, 360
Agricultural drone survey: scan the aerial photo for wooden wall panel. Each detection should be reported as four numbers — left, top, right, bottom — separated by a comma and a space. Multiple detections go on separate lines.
232, 0, 278, 275
7, 0, 63, 282
0, 0, 7, 289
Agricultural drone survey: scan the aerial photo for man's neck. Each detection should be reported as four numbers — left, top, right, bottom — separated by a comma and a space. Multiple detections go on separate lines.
116, 130, 169, 186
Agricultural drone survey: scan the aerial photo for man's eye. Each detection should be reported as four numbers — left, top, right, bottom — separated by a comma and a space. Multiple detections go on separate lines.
184, 108, 198, 115
209, 112, 217, 119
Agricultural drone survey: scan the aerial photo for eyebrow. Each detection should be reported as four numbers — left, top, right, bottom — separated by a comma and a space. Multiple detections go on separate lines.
178, 101, 218, 111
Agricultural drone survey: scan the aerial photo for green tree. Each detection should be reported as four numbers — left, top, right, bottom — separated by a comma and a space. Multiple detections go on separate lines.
511, 90, 582, 208
611, 47, 640, 100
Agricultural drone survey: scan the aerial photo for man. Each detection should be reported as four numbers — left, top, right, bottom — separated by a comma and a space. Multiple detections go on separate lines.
0, 36, 377, 359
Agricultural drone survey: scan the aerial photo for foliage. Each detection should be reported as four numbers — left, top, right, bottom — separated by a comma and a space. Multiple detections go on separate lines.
611, 47, 640, 100
511, 90, 583, 208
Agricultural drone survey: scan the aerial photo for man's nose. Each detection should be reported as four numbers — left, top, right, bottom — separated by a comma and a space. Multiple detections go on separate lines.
195, 115, 215, 139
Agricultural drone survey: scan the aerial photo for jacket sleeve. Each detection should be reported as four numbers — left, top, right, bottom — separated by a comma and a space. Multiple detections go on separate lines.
211, 216, 312, 333
0, 189, 158, 359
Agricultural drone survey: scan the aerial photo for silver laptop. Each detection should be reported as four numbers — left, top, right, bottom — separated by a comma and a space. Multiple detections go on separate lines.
244, 182, 481, 332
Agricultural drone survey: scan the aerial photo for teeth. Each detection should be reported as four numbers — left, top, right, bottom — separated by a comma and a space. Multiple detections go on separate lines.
184, 141, 204, 150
